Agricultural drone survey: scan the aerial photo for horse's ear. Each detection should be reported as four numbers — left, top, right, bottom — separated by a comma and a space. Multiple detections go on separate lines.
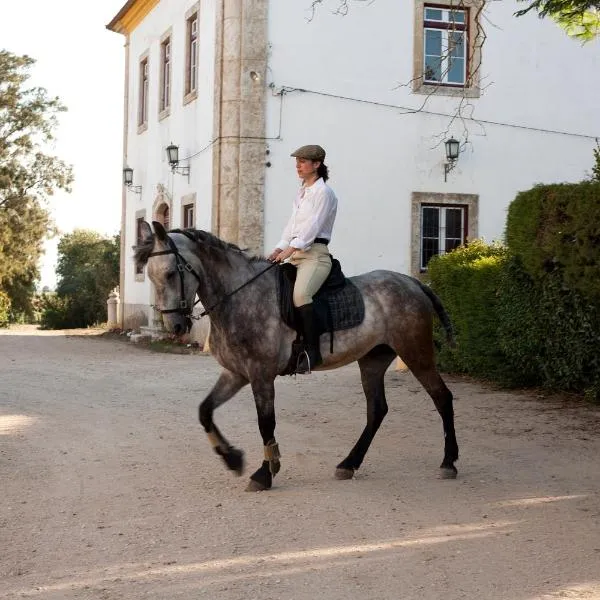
139, 221, 153, 244
152, 221, 167, 241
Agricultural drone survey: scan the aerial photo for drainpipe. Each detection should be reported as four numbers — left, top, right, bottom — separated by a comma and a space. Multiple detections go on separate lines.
119, 35, 130, 328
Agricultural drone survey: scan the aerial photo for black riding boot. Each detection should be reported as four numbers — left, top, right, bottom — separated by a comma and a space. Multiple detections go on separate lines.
296, 303, 322, 374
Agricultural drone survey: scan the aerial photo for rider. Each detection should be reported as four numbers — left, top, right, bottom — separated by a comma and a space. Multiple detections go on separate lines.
267, 144, 338, 373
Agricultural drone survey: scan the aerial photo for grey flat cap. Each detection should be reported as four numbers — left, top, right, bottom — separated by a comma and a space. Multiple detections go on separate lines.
290, 144, 326, 162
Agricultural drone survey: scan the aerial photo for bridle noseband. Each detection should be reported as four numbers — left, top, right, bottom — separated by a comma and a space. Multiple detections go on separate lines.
148, 232, 276, 321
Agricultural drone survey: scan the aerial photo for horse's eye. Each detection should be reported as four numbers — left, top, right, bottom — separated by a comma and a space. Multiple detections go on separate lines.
166, 271, 177, 281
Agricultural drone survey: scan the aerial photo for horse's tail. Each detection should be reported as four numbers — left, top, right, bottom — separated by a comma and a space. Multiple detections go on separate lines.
413, 279, 456, 348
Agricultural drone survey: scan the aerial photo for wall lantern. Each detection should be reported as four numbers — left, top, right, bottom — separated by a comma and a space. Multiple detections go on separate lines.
166, 143, 190, 181
122, 166, 142, 194
444, 137, 460, 182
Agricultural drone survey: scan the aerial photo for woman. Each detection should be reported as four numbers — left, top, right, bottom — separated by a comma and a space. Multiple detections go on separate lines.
268, 144, 338, 373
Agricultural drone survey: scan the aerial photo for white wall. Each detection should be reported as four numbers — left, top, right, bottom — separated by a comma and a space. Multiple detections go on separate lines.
264, 0, 599, 276
124, 0, 217, 306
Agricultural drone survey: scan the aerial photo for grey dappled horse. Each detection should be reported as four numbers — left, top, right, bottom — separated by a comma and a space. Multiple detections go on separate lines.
134, 221, 459, 491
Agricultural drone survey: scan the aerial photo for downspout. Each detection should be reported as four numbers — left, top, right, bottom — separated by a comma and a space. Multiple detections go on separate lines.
119, 35, 130, 328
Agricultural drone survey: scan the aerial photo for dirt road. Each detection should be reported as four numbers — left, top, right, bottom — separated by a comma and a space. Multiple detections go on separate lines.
1, 327, 599, 600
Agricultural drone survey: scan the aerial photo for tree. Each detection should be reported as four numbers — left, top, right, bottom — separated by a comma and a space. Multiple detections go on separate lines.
516, 1, 600, 41
0, 50, 73, 319
40, 230, 119, 329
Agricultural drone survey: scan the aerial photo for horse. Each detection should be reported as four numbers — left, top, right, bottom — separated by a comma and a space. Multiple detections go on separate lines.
134, 221, 459, 491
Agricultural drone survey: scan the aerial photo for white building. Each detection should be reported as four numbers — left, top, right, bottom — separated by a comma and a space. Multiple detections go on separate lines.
107, 0, 600, 337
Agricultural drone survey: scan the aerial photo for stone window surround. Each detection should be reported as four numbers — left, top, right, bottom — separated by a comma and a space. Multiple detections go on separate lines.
413, 0, 483, 99
184, 3, 200, 106
153, 185, 172, 229
411, 191, 479, 276
137, 50, 150, 134
158, 28, 173, 121
181, 192, 197, 228
135, 209, 147, 281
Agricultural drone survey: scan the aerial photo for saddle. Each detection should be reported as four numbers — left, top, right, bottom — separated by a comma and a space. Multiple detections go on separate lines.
276, 256, 365, 374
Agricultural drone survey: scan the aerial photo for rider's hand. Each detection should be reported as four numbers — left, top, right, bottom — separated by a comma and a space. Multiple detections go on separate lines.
274, 247, 296, 263
267, 248, 283, 262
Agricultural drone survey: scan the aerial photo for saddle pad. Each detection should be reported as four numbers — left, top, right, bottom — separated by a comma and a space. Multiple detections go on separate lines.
276, 263, 365, 334
314, 279, 365, 332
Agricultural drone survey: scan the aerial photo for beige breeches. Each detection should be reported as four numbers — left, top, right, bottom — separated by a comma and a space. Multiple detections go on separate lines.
289, 243, 332, 307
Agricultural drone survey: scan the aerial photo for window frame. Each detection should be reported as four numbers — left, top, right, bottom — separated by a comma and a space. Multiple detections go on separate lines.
413, 0, 483, 98
411, 192, 479, 276
181, 193, 197, 229
420, 203, 467, 271
159, 32, 172, 119
184, 7, 199, 104
423, 7, 468, 86
138, 53, 149, 132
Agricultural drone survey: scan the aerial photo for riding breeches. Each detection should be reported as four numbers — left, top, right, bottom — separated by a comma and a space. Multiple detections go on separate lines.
289, 243, 332, 307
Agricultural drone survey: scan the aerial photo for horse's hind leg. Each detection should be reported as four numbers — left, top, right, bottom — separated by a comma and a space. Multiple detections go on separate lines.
199, 369, 249, 475
399, 346, 459, 479
335, 344, 397, 480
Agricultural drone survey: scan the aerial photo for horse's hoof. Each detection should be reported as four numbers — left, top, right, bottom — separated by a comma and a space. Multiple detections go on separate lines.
245, 479, 268, 492
440, 466, 458, 479
335, 467, 355, 480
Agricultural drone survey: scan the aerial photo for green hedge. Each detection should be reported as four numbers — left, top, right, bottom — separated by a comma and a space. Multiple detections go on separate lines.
506, 182, 600, 302
427, 240, 511, 382
497, 257, 600, 399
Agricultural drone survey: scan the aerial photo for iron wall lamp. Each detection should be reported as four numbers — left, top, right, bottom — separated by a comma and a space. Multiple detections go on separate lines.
444, 137, 460, 182
122, 166, 142, 194
166, 143, 190, 181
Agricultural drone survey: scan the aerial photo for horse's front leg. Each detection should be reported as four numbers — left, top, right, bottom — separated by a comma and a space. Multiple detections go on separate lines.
199, 369, 249, 475
246, 378, 280, 492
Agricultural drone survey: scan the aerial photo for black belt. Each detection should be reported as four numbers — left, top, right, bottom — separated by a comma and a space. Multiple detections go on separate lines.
314, 237, 329, 245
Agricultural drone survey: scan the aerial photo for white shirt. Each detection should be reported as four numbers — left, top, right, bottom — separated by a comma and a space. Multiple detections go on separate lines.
277, 177, 338, 251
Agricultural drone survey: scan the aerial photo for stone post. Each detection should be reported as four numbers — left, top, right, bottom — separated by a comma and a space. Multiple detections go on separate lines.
107, 289, 121, 330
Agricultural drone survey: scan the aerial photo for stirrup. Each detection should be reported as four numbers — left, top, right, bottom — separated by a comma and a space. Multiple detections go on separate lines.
296, 349, 312, 374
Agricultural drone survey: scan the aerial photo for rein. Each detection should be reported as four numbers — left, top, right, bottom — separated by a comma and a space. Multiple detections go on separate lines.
148, 231, 277, 320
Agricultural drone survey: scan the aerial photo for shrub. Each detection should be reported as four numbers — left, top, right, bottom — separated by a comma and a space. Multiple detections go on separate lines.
39, 294, 73, 330
506, 182, 600, 302
427, 240, 511, 381
498, 257, 600, 399
0, 291, 10, 327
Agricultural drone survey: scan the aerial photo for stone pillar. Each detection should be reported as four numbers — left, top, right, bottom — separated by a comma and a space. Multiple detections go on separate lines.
107, 289, 121, 330
212, 0, 268, 255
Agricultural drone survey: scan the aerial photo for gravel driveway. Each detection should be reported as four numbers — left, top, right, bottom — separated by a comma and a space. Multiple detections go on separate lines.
1, 326, 599, 600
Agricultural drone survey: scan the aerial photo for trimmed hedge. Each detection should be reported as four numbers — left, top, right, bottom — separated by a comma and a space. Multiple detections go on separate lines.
497, 257, 600, 399
427, 240, 511, 381
506, 182, 600, 302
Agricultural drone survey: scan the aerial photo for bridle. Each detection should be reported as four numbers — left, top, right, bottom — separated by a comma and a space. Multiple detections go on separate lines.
148, 231, 277, 321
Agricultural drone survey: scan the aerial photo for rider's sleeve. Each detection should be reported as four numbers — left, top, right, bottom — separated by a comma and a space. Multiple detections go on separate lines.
276, 207, 295, 250
289, 187, 336, 250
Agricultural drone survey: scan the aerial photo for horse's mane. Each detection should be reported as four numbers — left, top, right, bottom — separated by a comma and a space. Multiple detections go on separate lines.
134, 228, 265, 269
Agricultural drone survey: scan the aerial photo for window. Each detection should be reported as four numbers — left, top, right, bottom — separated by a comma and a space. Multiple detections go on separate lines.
138, 56, 149, 128
183, 203, 194, 228
185, 12, 198, 98
135, 215, 146, 276
420, 204, 466, 270
411, 192, 478, 275
159, 37, 171, 114
413, 1, 483, 98
156, 204, 170, 231
424, 7, 467, 86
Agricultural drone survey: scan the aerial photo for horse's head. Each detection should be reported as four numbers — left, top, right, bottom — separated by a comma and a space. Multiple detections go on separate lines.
134, 221, 199, 335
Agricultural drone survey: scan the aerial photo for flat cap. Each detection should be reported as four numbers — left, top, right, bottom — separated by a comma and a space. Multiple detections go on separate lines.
290, 144, 326, 162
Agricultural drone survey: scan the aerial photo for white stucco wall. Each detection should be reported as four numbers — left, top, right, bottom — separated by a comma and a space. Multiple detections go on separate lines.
124, 0, 217, 308
263, 0, 599, 276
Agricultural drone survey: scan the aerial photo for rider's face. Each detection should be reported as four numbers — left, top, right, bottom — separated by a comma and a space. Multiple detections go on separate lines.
295, 157, 319, 181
